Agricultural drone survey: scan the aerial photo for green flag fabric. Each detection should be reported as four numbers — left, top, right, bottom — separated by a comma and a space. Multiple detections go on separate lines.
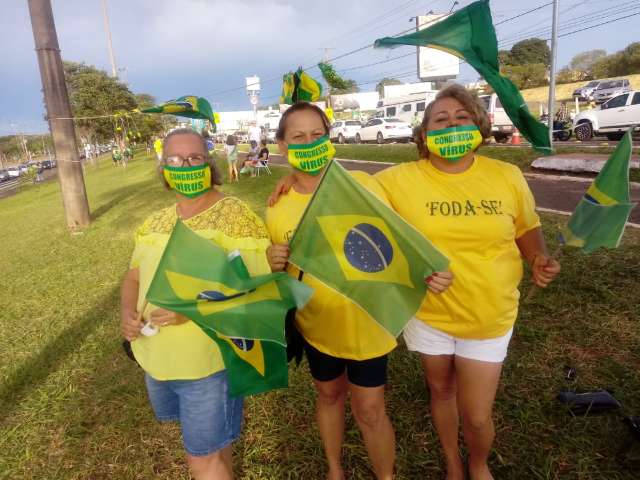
280, 68, 323, 104
288, 161, 449, 337
561, 129, 637, 253
146, 220, 313, 397
141, 95, 217, 132
374, 0, 551, 153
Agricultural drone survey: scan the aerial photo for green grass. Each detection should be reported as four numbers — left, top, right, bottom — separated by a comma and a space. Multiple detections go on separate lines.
1, 153, 639, 479
332, 144, 640, 182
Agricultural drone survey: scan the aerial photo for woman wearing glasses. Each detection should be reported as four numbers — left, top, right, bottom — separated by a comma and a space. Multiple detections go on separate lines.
120, 129, 271, 480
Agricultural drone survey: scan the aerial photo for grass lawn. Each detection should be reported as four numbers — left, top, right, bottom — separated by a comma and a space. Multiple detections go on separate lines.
331, 144, 640, 182
1, 152, 639, 479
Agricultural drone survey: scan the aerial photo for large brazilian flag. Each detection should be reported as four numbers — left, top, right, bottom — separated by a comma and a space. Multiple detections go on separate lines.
561, 128, 637, 253
280, 68, 323, 105
375, 0, 551, 153
146, 220, 312, 397
288, 161, 449, 337
141, 95, 218, 132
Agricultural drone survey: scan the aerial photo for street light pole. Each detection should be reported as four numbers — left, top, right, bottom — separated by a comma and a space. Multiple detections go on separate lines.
28, 0, 91, 230
101, 0, 117, 78
547, 0, 560, 146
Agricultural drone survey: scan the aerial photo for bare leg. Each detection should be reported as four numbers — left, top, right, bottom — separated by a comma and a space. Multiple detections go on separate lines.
421, 354, 464, 480
455, 356, 503, 480
314, 374, 349, 480
187, 444, 233, 480
350, 384, 395, 480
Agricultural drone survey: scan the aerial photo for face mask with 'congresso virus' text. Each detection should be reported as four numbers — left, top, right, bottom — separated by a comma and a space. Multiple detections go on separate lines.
163, 164, 212, 198
287, 135, 336, 175
426, 125, 483, 163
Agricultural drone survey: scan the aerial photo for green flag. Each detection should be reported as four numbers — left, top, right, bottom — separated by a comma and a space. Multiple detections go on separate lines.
288, 161, 449, 337
374, 0, 551, 153
561, 129, 637, 253
141, 95, 217, 132
146, 220, 312, 397
280, 68, 323, 104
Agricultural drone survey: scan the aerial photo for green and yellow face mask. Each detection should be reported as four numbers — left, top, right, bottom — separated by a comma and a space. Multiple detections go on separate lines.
426, 125, 483, 163
287, 135, 336, 175
163, 164, 211, 198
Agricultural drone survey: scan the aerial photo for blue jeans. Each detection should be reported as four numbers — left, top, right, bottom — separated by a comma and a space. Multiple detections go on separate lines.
145, 370, 244, 456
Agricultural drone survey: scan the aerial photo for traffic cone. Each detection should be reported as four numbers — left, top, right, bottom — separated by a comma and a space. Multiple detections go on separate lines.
511, 128, 521, 145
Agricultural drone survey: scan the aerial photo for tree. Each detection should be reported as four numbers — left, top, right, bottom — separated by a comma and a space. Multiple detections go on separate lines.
498, 50, 512, 66
556, 67, 588, 84
375, 77, 402, 97
509, 38, 550, 66
63, 61, 138, 143
134, 93, 164, 141
501, 63, 548, 89
569, 49, 606, 77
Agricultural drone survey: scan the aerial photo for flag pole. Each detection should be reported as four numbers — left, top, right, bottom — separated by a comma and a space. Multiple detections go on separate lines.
523, 243, 563, 303
547, 0, 560, 146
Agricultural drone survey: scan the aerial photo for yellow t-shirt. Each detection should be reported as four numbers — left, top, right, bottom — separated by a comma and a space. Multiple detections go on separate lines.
129, 196, 271, 380
153, 139, 162, 154
375, 156, 540, 339
265, 170, 397, 360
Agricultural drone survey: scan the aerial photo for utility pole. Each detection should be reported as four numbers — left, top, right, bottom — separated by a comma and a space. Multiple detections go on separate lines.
547, 0, 560, 146
101, 0, 117, 77
28, 0, 91, 230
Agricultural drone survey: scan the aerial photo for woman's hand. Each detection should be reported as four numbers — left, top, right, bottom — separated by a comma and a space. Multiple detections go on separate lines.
426, 270, 454, 294
267, 244, 290, 272
149, 308, 189, 327
267, 174, 296, 207
531, 254, 561, 288
121, 309, 143, 341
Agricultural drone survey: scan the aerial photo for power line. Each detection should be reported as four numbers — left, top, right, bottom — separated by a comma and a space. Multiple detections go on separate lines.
494, 2, 553, 26
558, 9, 640, 37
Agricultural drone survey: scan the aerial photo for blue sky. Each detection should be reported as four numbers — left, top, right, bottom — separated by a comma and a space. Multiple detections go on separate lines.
1, 0, 638, 135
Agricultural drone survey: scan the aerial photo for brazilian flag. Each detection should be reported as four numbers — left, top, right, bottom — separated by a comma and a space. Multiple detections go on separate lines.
280, 68, 323, 105
288, 161, 449, 337
141, 95, 218, 132
561, 128, 637, 253
146, 220, 312, 397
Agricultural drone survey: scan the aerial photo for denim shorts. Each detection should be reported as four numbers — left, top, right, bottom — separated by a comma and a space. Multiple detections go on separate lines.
144, 370, 244, 456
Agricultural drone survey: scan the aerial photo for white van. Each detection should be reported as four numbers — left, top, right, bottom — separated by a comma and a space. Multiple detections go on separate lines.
375, 92, 438, 125
479, 93, 514, 143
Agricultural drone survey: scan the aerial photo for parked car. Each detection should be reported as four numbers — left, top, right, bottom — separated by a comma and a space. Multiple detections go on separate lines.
7, 166, 20, 177
479, 93, 514, 143
572, 80, 603, 101
0, 170, 9, 182
573, 91, 640, 141
18, 164, 29, 174
355, 118, 413, 144
592, 79, 631, 104
233, 131, 249, 143
330, 120, 362, 144
41, 160, 53, 169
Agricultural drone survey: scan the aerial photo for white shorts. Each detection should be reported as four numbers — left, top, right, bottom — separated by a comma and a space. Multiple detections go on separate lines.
403, 318, 513, 363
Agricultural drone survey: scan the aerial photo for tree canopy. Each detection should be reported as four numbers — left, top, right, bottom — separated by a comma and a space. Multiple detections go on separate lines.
508, 38, 550, 67
375, 77, 402, 97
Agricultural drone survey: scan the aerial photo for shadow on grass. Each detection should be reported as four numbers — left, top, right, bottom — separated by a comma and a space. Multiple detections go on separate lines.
91, 180, 155, 221
0, 286, 119, 421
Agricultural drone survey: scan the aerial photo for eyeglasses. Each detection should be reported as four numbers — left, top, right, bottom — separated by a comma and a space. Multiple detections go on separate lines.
164, 154, 207, 167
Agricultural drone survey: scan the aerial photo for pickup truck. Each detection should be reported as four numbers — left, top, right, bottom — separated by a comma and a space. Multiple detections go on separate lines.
573, 91, 640, 141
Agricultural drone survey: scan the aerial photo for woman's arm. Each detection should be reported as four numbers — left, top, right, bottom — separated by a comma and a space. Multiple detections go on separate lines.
120, 268, 143, 341
515, 227, 561, 288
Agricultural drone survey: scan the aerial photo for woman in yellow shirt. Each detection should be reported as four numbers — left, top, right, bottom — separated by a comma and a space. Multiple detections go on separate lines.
120, 129, 271, 480
265, 102, 451, 480
375, 85, 561, 480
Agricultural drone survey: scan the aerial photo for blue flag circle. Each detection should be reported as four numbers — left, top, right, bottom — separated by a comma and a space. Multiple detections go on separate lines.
343, 223, 394, 273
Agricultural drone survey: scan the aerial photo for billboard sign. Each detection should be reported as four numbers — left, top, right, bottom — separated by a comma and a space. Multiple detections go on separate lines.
329, 92, 380, 112
417, 14, 459, 81
246, 76, 260, 92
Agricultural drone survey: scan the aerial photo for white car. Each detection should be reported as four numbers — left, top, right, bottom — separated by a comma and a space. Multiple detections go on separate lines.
7, 166, 20, 177
573, 91, 640, 141
356, 118, 413, 144
330, 120, 362, 144
479, 93, 514, 143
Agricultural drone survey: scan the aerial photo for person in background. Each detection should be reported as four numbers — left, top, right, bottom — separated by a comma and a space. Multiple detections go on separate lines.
240, 140, 259, 176
224, 135, 239, 182
120, 128, 271, 479
257, 139, 269, 167
375, 84, 561, 480
154, 137, 163, 163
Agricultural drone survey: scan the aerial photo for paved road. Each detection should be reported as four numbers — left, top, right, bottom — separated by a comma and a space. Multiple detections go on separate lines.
267, 155, 640, 225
